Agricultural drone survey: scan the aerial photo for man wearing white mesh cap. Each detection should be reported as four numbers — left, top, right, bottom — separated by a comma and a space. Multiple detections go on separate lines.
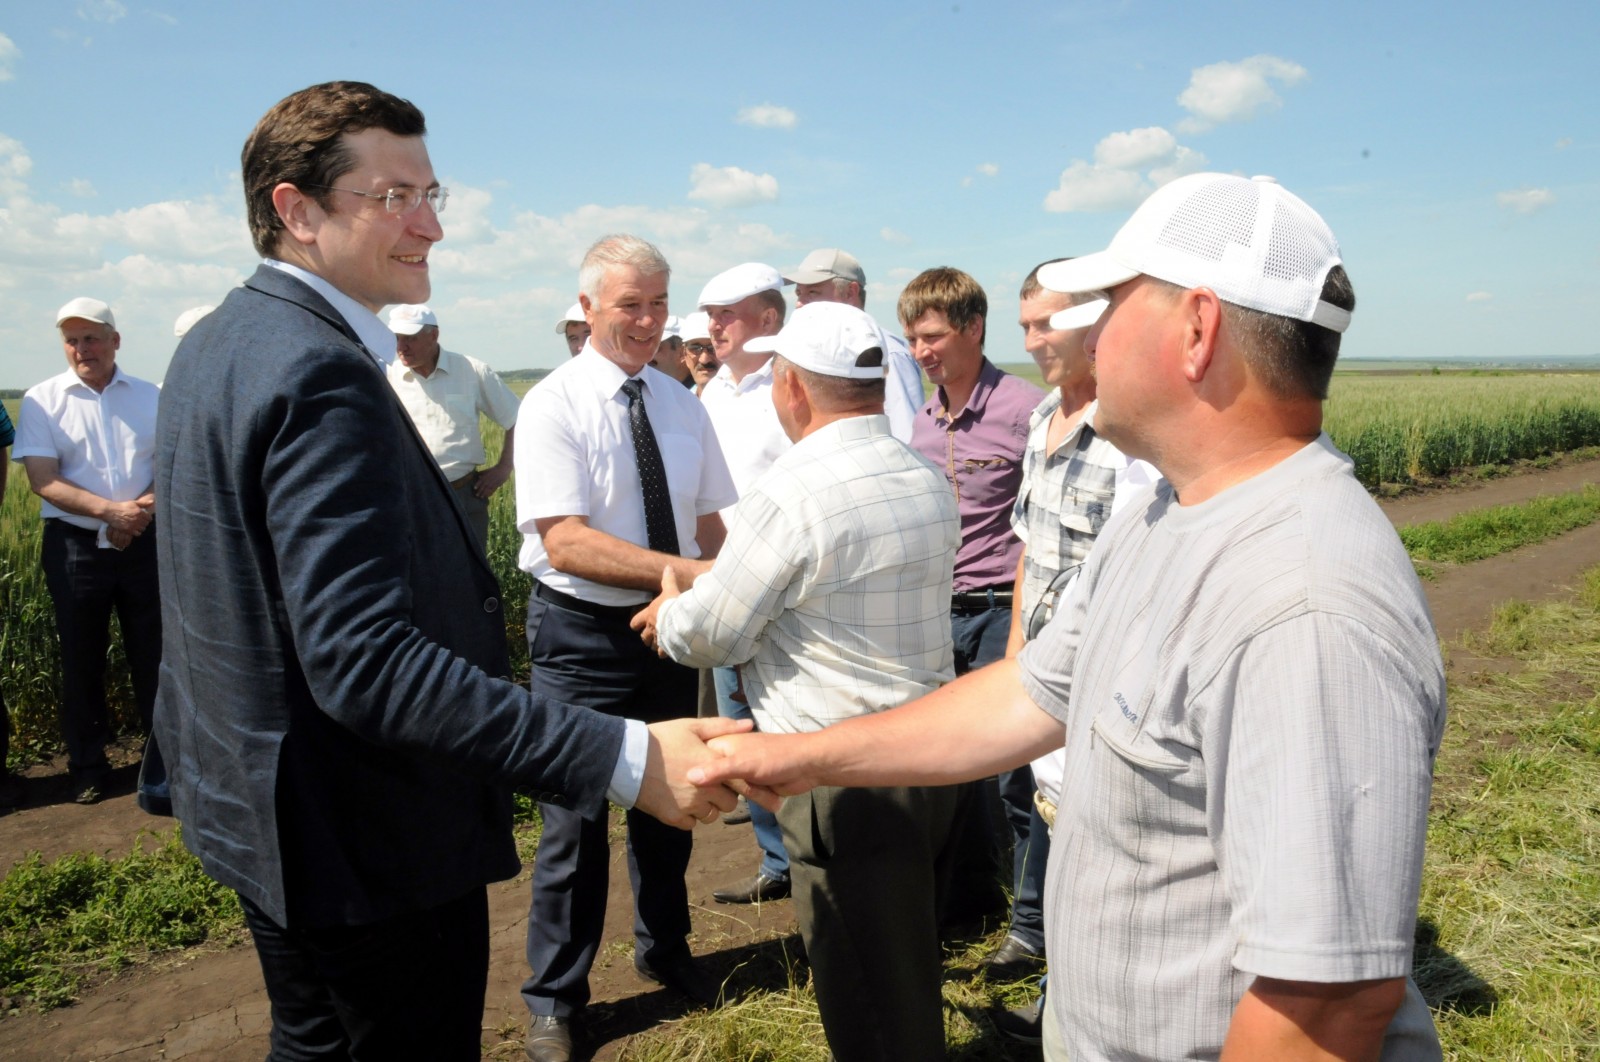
692, 173, 1447, 1061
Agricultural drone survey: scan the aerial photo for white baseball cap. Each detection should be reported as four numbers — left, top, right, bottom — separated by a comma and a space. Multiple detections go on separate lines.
660, 315, 682, 341
1038, 173, 1351, 333
56, 296, 116, 329
745, 302, 888, 380
1047, 298, 1110, 332
553, 301, 586, 333
680, 311, 712, 343
173, 305, 216, 337
697, 263, 786, 308
387, 304, 438, 335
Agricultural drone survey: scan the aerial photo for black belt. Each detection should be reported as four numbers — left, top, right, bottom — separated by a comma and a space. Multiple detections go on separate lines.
45, 518, 102, 538
951, 586, 1013, 611
534, 580, 644, 621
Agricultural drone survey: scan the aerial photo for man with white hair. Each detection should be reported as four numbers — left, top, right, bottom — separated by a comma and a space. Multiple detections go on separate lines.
639, 301, 962, 1061
14, 297, 162, 805
695, 174, 1446, 1061
384, 303, 521, 552
555, 301, 589, 357
785, 247, 924, 442
514, 234, 739, 1061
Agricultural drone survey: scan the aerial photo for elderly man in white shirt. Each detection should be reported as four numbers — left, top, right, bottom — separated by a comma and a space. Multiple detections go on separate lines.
14, 297, 162, 805
639, 302, 963, 1062
385, 303, 520, 551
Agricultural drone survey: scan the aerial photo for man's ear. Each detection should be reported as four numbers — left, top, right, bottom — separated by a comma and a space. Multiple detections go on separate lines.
1177, 287, 1223, 383
271, 183, 320, 248
961, 314, 985, 345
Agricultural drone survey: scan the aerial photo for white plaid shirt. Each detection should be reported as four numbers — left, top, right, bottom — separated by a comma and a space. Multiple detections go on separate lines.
1010, 395, 1139, 624
656, 414, 958, 734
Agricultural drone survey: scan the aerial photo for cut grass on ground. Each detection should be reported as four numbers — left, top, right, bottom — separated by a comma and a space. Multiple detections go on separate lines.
1416, 565, 1600, 1057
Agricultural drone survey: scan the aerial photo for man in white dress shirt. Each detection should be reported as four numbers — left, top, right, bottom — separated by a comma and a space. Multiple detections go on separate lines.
384, 303, 520, 551
14, 297, 161, 805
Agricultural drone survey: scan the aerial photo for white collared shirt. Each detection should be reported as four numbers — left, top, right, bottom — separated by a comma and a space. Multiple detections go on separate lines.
698, 358, 791, 521
386, 349, 521, 478
262, 258, 397, 366
13, 366, 161, 531
514, 342, 737, 606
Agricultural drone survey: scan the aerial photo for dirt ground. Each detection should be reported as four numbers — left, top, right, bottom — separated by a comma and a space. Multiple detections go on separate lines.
0, 455, 1596, 1061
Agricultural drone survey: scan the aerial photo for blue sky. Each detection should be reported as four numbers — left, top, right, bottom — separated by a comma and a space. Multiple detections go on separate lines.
1, 1, 1595, 387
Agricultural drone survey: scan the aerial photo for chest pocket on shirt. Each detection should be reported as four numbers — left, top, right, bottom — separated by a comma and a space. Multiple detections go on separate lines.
1087, 630, 1188, 775
1059, 484, 1114, 536
654, 432, 704, 509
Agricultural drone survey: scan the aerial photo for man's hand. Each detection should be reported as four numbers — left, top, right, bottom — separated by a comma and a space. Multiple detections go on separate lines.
106, 527, 134, 550
474, 465, 511, 498
630, 565, 684, 653
104, 499, 152, 536
688, 731, 827, 812
635, 716, 756, 829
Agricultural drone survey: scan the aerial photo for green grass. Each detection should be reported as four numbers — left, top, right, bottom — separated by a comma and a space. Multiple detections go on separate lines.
0, 829, 244, 1012
1400, 484, 1600, 565
1416, 567, 1600, 1057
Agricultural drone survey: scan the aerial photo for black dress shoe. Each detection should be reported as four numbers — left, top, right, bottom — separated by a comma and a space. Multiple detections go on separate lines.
712, 870, 790, 904
983, 934, 1046, 979
525, 1014, 574, 1062
634, 952, 723, 1007
992, 997, 1044, 1045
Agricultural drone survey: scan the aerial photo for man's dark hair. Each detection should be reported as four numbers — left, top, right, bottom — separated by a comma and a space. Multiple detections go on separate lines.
775, 355, 885, 410
897, 267, 987, 349
1224, 266, 1356, 400
754, 288, 788, 328
242, 81, 427, 257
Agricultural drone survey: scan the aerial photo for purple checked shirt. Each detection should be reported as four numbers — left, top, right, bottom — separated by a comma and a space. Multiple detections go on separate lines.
911, 358, 1044, 592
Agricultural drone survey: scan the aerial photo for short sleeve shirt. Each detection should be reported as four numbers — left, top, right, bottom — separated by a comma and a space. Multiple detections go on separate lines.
514, 344, 737, 606
13, 367, 160, 531
386, 349, 521, 478
1017, 435, 1447, 1061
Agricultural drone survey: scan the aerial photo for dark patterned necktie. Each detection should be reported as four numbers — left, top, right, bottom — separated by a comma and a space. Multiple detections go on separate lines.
621, 378, 680, 555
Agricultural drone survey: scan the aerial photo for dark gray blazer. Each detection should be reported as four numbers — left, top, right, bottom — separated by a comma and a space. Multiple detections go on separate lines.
153, 265, 625, 928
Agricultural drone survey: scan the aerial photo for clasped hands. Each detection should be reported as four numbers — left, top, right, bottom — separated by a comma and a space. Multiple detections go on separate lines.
105, 492, 156, 550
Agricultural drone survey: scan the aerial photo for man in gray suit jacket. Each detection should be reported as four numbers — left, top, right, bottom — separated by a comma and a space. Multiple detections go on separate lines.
153, 81, 744, 1061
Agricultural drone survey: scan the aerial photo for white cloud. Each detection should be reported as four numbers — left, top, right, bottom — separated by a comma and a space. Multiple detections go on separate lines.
1093, 127, 1177, 169
0, 33, 20, 81
880, 227, 911, 245
146, 9, 178, 25
1044, 128, 1207, 213
78, 0, 128, 22
68, 178, 96, 197
735, 104, 797, 130
1465, 291, 1493, 303
1044, 161, 1149, 212
687, 162, 779, 208
977, 162, 999, 177
960, 176, 973, 188
1555, 137, 1572, 150
77, 0, 125, 21
1176, 55, 1307, 133
1496, 187, 1554, 215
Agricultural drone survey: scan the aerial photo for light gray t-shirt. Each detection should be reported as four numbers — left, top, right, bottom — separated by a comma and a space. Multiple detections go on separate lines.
1019, 434, 1446, 1061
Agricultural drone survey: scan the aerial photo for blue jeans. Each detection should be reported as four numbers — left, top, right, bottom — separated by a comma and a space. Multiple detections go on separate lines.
714, 666, 789, 879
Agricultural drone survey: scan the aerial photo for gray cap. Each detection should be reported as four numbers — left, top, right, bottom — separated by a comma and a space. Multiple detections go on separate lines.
784, 248, 865, 287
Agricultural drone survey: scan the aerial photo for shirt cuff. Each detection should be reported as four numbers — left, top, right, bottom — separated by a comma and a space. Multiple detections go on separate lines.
606, 718, 649, 807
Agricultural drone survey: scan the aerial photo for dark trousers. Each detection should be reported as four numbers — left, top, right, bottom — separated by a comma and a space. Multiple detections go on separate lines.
780, 782, 968, 1062
519, 585, 698, 1017
939, 602, 1011, 924
240, 887, 489, 1061
40, 520, 162, 775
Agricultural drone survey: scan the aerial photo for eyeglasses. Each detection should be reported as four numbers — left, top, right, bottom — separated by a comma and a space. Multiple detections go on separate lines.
303, 185, 449, 215
1026, 562, 1083, 640
684, 342, 716, 357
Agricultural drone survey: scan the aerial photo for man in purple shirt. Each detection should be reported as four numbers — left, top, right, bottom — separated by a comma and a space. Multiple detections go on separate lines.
903, 267, 1043, 925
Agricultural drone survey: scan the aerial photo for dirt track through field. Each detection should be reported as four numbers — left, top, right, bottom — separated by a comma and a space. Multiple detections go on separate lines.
1, 455, 1597, 1060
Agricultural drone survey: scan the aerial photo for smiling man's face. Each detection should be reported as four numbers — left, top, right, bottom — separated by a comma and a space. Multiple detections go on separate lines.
583, 264, 670, 374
